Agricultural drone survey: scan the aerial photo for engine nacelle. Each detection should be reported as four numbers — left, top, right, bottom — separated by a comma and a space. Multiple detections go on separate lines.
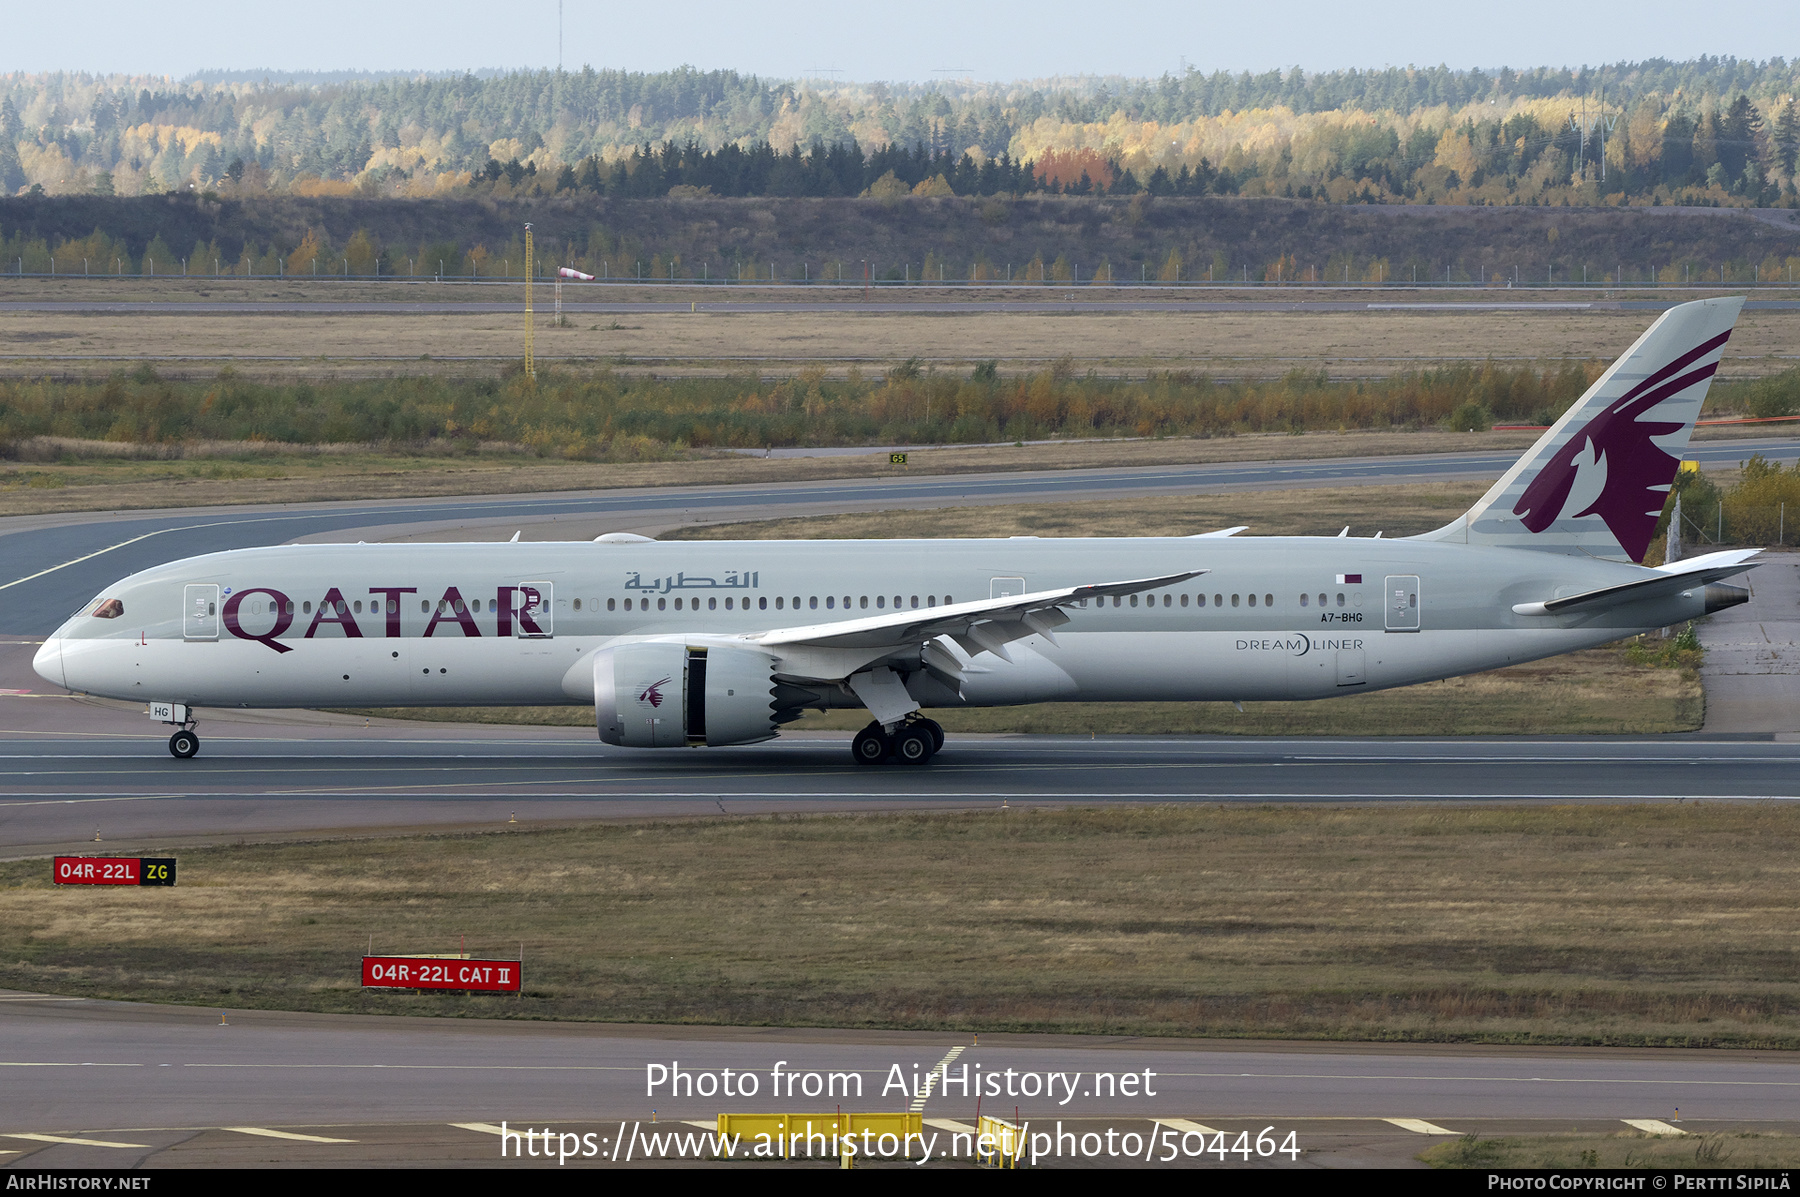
594, 643, 779, 747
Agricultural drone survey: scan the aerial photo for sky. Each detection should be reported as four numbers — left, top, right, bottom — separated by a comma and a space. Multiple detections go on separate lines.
3, 1, 1796, 82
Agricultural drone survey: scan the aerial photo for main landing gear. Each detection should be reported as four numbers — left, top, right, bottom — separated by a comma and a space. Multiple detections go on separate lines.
852, 717, 944, 767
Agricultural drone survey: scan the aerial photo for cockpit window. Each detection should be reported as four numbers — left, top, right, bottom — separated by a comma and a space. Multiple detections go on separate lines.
91, 598, 124, 619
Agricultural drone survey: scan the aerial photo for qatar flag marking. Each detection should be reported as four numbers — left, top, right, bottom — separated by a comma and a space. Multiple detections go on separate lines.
1335, 574, 1362, 584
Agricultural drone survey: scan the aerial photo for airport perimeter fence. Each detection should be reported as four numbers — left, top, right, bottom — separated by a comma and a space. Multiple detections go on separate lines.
1678, 501, 1795, 550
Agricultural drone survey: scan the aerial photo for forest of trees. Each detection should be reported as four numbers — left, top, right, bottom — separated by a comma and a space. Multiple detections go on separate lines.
4, 192, 1798, 287
2, 58, 1799, 209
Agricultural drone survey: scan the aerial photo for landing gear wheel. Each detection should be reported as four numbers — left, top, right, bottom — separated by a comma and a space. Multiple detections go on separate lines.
894, 725, 936, 766
168, 729, 199, 759
916, 718, 945, 754
852, 723, 892, 766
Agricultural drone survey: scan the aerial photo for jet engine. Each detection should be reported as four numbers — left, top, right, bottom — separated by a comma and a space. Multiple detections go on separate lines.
594, 643, 780, 747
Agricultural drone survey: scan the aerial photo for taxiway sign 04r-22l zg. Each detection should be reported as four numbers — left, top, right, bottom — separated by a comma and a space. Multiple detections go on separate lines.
34, 297, 1759, 765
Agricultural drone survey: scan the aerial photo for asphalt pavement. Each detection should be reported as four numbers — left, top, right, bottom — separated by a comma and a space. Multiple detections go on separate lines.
2, 993, 1793, 1168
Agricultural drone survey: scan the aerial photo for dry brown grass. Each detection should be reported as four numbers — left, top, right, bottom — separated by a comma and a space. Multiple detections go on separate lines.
1422, 1131, 1800, 1169
662, 483, 1491, 541
3, 804, 1797, 1043
0, 429, 1535, 517
3, 288, 1797, 378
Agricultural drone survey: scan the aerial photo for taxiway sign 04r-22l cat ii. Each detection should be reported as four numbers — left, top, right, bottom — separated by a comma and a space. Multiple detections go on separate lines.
35, 297, 1759, 766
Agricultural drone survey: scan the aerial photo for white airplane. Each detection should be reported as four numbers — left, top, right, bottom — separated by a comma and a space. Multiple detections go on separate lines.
35, 297, 1759, 766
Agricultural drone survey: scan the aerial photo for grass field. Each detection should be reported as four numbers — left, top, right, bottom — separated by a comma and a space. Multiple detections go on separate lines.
0, 428, 1544, 517
2, 280, 1797, 378
4, 804, 1797, 1045
1422, 1132, 1800, 1169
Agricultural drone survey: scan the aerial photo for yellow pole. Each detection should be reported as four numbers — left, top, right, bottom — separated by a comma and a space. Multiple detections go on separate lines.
523, 224, 535, 380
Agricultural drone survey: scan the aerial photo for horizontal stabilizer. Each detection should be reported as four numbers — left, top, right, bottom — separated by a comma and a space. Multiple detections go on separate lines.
1512, 549, 1760, 616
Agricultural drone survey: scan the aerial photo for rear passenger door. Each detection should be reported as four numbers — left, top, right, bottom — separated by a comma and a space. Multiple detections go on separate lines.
1384, 576, 1420, 632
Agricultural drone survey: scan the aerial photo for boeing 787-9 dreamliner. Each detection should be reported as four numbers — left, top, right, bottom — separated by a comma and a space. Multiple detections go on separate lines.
34, 297, 1758, 765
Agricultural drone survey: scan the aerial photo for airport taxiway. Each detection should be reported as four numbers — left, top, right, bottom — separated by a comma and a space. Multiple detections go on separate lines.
3, 993, 1796, 1168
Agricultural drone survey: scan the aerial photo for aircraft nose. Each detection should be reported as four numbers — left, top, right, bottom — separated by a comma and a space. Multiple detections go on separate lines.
32, 635, 65, 689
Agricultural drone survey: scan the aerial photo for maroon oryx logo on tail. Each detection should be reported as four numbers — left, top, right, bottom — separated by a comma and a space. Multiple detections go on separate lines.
1513, 330, 1730, 561
637, 676, 673, 708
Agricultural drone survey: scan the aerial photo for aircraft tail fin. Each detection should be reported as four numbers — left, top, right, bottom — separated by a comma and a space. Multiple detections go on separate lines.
1413, 296, 1744, 562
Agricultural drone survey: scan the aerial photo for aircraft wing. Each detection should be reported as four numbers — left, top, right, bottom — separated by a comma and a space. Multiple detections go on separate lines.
1511, 549, 1760, 616
741, 570, 1205, 684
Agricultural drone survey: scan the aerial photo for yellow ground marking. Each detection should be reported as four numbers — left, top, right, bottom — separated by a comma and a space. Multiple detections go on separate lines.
1622, 1119, 1689, 1135
1156, 1118, 1224, 1134
924, 1118, 977, 1134
1384, 1118, 1459, 1135
220, 1126, 357, 1143
1, 1132, 151, 1148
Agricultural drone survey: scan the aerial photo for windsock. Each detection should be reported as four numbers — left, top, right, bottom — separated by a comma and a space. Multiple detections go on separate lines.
558, 267, 595, 281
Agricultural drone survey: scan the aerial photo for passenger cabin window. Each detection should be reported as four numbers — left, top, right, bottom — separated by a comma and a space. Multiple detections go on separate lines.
608, 598, 616, 611
1247, 594, 1256, 607
1265, 594, 1274, 607
1231, 594, 1240, 607
91, 598, 124, 619
1336, 593, 1346, 607
1180, 594, 1189, 607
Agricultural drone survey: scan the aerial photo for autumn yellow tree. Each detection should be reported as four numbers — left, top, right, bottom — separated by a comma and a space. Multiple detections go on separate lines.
345, 229, 381, 276
286, 230, 323, 276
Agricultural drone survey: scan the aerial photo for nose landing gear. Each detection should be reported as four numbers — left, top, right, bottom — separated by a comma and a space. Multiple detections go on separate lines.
153, 702, 200, 759
851, 717, 944, 766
